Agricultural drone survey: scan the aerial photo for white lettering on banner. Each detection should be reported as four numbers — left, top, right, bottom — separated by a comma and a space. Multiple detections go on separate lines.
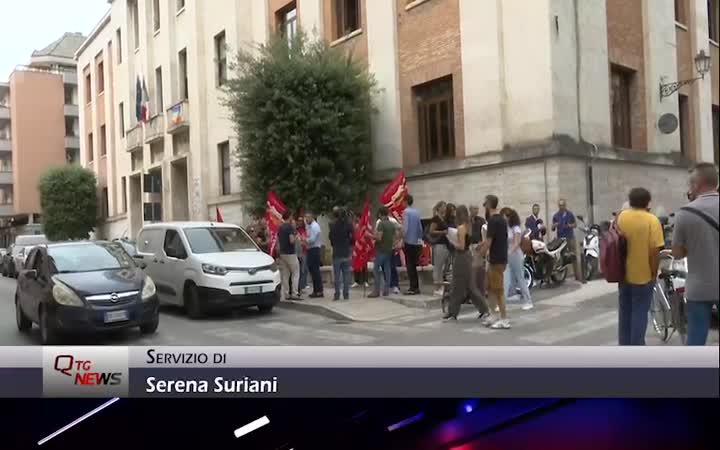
145, 377, 279, 394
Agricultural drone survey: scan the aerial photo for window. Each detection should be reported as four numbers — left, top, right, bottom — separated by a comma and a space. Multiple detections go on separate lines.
219, 141, 231, 195
115, 28, 122, 64
675, 0, 687, 24
64, 86, 75, 105
163, 230, 187, 259
101, 187, 109, 218
65, 117, 76, 137
713, 105, 720, 164
100, 125, 107, 156
610, 66, 632, 149
414, 76, 455, 163
131, 0, 140, 50
184, 227, 256, 254
679, 94, 690, 156
138, 229, 164, 253
179, 48, 188, 100
155, 66, 164, 111
177, 0, 186, 13
119, 102, 125, 137
84, 71, 92, 104
97, 60, 105, 94
121, 176, 128, 213
710, 0, 719, 42
277, 2, 298, 44
215, 31, 227, 86
153, 0, 161, 32
87, 132, 94, 162
334, 0, 361, 39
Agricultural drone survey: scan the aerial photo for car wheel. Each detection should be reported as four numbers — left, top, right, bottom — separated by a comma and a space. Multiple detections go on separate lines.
184, 283, 205, 319
258, 305, 274, 314
140, 314, 160, 334
15, 296, 32, 332
39, 307, 59, 345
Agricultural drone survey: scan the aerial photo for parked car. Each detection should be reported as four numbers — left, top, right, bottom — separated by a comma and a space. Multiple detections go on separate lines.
9, 235, 49, 278
14, 241, 159, 345
135, 222, 281, 318
114, 238, 138, 257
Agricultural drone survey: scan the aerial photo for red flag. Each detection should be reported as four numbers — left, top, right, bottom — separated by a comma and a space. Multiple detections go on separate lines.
352, 197, 374, 272
380, 170, 408, 223
265, 191, 287, 256
215, 207, 224, 223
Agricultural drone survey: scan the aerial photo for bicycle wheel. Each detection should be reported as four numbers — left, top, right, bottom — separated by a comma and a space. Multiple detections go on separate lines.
651, 282, 671, 342
671, 294, 688, 345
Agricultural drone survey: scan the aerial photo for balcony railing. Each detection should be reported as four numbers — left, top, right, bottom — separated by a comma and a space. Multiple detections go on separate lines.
63, 71, 78, 85
65, 136, 79, 149
166, 99, 190, 134
64, 104, 79, 116
126, 125, 144, 152
0, 139, 10, 152
0, 171, 13, 184
0, 204, 14, 217
0, 107, 9, 120
145, 114, 165, 144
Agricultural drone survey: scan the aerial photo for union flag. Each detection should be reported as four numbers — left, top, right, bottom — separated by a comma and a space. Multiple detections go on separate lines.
380, 170, 408, 223
352, 197, 374, 272
265, 191, 287, 256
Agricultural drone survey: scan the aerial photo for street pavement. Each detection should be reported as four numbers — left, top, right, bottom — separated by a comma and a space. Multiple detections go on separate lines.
1, 276, 717, 346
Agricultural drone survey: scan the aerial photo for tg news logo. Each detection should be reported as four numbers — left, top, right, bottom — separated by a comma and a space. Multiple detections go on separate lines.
54, 354, 122, 386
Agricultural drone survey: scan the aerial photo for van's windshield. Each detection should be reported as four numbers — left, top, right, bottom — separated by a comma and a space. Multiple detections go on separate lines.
15, 235, 48, 247
183, 227, 257, 254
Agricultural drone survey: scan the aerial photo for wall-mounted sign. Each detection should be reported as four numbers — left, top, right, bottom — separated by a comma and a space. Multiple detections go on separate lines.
658, 113, 679, 134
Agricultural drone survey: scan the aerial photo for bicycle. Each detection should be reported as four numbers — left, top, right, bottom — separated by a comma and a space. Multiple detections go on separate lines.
650, 250, 688, 344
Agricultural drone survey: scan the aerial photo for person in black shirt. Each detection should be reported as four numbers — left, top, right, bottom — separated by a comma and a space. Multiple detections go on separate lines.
469, 205, 488, 301
329, 208, 354, 301
479, 195, 510, 329
429, 201, 450, 297
445, 203, 457, 228
277, 211, 301, 301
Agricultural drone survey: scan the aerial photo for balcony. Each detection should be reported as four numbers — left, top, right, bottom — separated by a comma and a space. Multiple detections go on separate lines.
0, 138, 10, 152
63, 71, 78, 85
145, 114, 165, 144
0, 171, 13, 184
126, 125, 144, 152
0, 204, 14, 216
166, 100, 190, 134
64, 104, 79, 116
65, 136, 79, 149
0, 107, 9, 120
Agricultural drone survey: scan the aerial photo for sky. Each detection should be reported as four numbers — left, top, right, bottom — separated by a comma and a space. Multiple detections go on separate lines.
0, 0, 110, 81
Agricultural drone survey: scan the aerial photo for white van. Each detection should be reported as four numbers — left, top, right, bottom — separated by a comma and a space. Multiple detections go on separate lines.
135, 222, 281, 318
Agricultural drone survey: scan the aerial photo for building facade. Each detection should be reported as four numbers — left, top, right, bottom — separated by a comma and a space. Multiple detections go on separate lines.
79, 0, 720, 241
0, 32, 84, 246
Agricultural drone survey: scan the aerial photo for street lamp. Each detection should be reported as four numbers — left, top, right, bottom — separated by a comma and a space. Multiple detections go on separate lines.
660, 50, 712, 101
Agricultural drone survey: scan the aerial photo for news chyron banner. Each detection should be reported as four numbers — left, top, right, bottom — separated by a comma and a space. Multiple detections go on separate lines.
0, 347, 718, 398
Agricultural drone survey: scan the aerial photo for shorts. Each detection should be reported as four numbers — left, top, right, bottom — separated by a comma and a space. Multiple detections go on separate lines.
487, 263, 507, 299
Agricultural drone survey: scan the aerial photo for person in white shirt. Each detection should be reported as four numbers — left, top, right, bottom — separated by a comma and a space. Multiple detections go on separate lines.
501, 207, 533, 310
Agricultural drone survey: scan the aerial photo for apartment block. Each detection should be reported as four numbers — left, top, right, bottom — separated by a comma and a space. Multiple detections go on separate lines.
79, 0, 720, 241
0, 32, 84, 246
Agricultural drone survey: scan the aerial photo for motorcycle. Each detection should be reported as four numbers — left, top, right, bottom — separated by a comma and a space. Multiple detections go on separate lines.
577, 216, 602, 281
523, 231, 576, 289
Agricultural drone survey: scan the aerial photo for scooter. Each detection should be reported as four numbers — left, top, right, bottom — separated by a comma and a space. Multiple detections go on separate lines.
577, 216, 601, 281
523, 231, 576, 288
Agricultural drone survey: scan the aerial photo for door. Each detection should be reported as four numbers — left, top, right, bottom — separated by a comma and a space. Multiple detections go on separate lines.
156, 229, 189, 305
136, 228, 166, 300
19, 249, 49, 323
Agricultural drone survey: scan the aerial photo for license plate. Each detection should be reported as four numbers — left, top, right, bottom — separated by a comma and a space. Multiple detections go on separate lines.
104, 310, 129, 323
245, 286, 262, 295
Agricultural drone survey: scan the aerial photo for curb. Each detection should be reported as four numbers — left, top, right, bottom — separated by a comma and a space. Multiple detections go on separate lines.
277, 300, 365, 322
382, 295, 442, 310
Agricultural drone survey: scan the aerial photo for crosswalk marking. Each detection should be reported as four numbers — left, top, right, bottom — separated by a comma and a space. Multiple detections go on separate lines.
520, 311, 619, 344
460, 307, 581, 334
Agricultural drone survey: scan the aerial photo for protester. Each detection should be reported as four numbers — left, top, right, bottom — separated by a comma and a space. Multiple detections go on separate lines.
329, 208, 354, 301
616, 188, 665, 345
369, 207, 397, 298
444, 205, 489, 321
479, 195, 510, 329
446, 203, 457, 228
277, 211, 301, 301
469, 205, 488, 301
376, 213, 402, 295
552, 199, 584, 282
525, 203, 546, 241
502, 207, 533, 311
672, 163, 719, 346
295, 214, 309, 293
429, 201, 450, 297
304, 212, 324, 298
402, 195, 424, 295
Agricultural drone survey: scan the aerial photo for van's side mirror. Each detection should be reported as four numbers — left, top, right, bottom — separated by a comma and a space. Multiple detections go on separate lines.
139, 262, 147, 270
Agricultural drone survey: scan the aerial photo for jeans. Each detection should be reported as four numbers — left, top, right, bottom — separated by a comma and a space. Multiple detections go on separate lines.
298, 255, 308, 290
390, 252, 401, 288
686, 300, 718, 346
307, 247, 323, 294
404, 243, 422, 292
333, 257, 351, 300
504, 250, 532, 304
618, 282, 654, 345
373, 253, 392, 296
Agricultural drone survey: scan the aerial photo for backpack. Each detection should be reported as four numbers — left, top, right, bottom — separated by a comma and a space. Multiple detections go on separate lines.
600, 217, 627, 283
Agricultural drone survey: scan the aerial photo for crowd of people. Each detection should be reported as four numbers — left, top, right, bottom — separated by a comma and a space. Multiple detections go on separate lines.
250, 163, 718, 345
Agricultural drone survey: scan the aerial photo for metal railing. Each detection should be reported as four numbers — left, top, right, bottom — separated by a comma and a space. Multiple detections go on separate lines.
126, 125, 144, 152
145, 114, 165, 144
166, 99, 190, 134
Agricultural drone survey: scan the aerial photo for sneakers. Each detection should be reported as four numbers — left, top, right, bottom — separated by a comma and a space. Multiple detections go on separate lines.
521, 303, 535, 311
392, 287, 401, 295
351, 282, 359, 288
433, 288, 444, 297
481, 315, 497, 327
494, 306, 500, 313
490, 319, 511, 330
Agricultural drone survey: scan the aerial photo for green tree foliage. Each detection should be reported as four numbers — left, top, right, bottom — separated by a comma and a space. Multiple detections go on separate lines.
39, 166, 98, 241
223, 30, 376, 214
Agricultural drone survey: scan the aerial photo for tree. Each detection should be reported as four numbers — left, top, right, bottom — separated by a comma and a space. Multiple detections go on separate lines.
223, 30, 376, 214
39, 166, 98, 241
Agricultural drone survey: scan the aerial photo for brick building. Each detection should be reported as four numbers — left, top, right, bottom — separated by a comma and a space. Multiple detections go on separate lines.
79, 0, 719, 240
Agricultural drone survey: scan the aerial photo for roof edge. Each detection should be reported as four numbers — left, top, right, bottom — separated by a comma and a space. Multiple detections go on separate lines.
75, 10, 112, 60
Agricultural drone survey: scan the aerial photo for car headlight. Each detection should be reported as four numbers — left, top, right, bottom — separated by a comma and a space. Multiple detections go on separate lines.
141, 276, 157, 301
268, 262, 279, 273
202, 263, 228, 276
51, 278, 84, 307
